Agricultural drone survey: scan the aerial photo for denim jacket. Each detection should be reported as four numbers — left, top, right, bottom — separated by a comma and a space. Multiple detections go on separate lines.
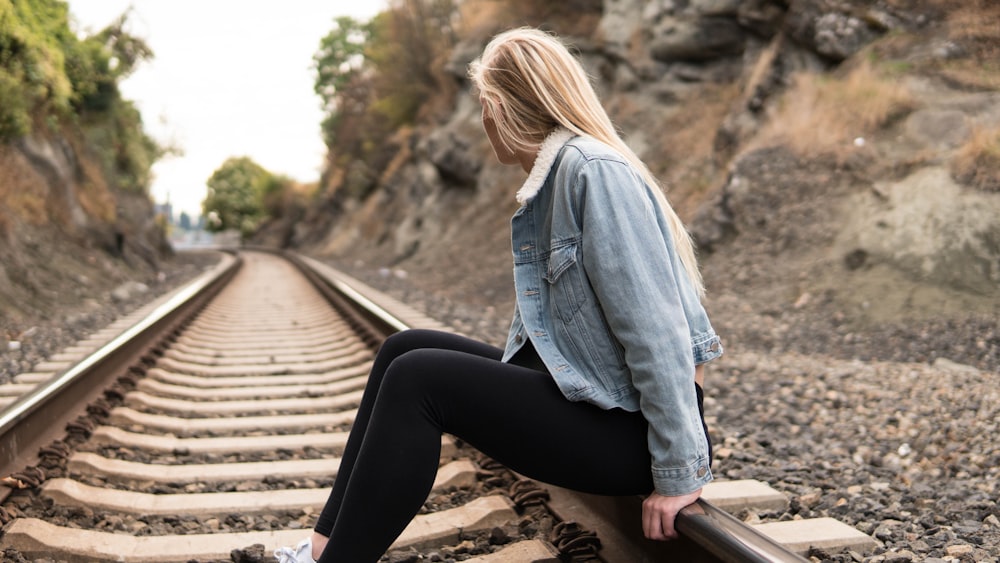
501, 129, 723, 496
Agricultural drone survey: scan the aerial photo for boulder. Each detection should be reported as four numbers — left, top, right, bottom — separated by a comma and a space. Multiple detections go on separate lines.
650, 16, 747, 62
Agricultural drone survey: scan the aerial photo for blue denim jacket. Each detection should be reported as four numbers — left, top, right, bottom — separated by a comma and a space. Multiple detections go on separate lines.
501, 130, 723, 496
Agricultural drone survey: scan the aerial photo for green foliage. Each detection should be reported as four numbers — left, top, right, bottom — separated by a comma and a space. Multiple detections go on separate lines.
0, 0, 74, 111
312, 0, 458, 200
66, 13, 153, 113
313, 16, 371, 117
259, 173, 297, 218
202, 156, 272, 237
201, 159, 306, 239
366, 0, 455, 127
83, 98, 160, 191
1, 0, 72, 133
0, 68, 30, 138
0, 1, 158, 193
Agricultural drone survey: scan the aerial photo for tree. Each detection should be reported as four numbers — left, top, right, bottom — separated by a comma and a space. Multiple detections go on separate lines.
68, 12, 153, 113
366, 0, 456, 127
311, 0, 458, 202
201, 157, 270, 238
313, 16, 371, 117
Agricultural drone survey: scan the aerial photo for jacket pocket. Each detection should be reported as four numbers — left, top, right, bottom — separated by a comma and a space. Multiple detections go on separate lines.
545, 243, 587, 322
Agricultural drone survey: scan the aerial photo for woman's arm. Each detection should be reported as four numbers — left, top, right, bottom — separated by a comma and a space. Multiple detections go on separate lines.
572, 158, 713, 496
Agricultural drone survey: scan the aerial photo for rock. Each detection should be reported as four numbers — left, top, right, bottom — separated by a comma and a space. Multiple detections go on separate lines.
784, 0, 883, 61
453, 540, 476, 554
426, 129, 481, 188
945, 544, 974, 556
444, 37, 485, 81
230, 544, 268, 563
904, 109, 971, 150
689, 0, 741, 17
110, 281, 149, 303
597, 0, 649, 49
386, 549, 420, 563
836, 166, 1000, 295
737, 0, 788, 37
650, 16, 746, 62
931, 358, 980, 375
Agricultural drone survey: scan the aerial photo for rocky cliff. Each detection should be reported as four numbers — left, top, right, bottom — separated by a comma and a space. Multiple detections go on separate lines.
287, 0, 999, 369
0, 132, 171, 323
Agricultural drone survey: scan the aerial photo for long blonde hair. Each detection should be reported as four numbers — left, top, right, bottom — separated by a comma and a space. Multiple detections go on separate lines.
468, 27, 705, 297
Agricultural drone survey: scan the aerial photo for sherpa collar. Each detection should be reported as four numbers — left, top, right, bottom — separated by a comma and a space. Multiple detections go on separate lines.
516, 127, 576, 205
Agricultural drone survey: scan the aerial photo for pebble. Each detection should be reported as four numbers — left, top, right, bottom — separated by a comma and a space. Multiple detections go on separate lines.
326, 258, 1000, 563
0, 253, 220, 384
5, 252, 996, 562
945, 545, 974, 556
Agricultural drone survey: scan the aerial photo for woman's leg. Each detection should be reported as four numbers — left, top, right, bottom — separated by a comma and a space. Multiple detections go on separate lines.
312, 330, 502, 538
318, 346, 657, 563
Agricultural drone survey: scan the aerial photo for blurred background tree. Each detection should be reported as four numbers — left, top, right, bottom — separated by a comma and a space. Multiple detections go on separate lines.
202, 156, 272, 239
312, 0, 457, 201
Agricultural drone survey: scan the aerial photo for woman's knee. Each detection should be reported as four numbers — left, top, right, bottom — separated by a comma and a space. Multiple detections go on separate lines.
377, 330, 447, 363
378, 348, 457, 406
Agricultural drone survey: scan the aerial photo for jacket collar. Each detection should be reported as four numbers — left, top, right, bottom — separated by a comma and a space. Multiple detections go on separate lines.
516, 127, 576, 205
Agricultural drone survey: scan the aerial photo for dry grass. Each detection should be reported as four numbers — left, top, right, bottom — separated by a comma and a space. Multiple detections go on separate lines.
930, 0, 1000, 89
0, 147, 49, 233
652, 84, 742, 216
0, 133, 119, 235
457, 0, 601, 41
75, 155, 116, 223
50, 132, 117, 224
378, 126, 415, 186
754, 59, 915, 160
457, 0, 508, 40
941, 0, 1000, 44
951, 126, 1000, 192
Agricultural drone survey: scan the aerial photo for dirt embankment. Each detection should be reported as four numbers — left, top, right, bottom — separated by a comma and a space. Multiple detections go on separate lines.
0, 131, 176, 363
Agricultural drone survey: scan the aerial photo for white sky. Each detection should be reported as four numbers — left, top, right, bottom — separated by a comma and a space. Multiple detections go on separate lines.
67, 1, 387, 218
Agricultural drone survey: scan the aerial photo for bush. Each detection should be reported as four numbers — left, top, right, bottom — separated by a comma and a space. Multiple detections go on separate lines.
952, 127, 1000, 193
0, 69, 30, 139
755, 59, 915, 159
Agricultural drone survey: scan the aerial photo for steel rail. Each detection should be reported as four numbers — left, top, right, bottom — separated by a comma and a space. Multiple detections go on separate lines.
282, 251, 404, 348
677, 499, 809, 563
0, 252, 241, 503
287, 250, 810, 563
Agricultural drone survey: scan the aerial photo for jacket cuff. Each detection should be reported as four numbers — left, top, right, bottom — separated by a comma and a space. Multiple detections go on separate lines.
651, 458, 714, 496
692, 333, 724, 365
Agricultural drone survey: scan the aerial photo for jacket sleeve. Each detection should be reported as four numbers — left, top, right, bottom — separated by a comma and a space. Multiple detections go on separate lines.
572, 158, 713, 496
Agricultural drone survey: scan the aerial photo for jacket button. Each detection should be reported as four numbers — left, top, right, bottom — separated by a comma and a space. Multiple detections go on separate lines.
709, 341, 720, 352
515, 334, 523, 344
696, 466, 708, 478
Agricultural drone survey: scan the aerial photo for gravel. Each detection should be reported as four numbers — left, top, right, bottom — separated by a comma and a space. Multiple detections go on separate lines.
324, 258, 1000, 563
0, 251, 222, 384
2, 249, 996, 562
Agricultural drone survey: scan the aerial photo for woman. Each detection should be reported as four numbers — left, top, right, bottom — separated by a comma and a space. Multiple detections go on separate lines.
276, 27, 722, 563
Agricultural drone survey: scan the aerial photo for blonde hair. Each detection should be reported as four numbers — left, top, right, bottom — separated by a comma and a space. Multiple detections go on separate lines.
468, 27, 705, 297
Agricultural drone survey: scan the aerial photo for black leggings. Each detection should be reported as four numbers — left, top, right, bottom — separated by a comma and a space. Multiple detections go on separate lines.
313, 329, 708, 562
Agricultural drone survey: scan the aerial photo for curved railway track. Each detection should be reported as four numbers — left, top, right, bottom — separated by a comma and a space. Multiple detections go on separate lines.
0, 250, 876, 562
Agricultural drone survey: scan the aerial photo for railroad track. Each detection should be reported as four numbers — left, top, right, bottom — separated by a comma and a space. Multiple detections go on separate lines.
0, 250, 876, 562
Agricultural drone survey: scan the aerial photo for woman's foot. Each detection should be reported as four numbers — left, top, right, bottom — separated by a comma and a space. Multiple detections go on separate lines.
274, 538, 315, 563
275, 532, 327, 563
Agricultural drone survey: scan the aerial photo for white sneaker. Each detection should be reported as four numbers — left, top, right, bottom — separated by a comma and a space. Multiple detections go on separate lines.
274, 538, 317, 563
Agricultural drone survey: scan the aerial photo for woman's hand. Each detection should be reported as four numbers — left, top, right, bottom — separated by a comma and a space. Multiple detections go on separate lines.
641, 489, 702, 540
